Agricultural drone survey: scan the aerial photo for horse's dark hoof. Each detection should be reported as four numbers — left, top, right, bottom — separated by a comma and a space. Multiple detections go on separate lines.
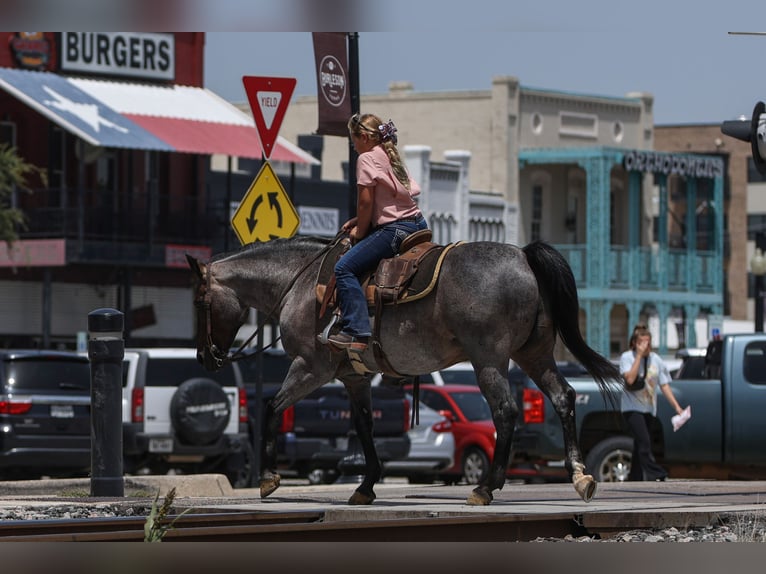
348, 489, 376, 505
260, 474, 281, 498
467, 487, 493, 506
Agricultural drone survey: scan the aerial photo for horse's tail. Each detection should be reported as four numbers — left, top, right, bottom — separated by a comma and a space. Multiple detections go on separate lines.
522, 240, 621, 391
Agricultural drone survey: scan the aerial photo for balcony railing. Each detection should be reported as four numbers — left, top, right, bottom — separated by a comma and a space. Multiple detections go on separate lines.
16, 187, 231, 264
555, 244, 719, 295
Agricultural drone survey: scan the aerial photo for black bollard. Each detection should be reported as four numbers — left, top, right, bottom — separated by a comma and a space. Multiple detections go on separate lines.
88, 308, 125, 497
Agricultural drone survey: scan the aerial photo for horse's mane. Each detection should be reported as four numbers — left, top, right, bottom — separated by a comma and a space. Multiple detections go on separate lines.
208, 235, 333, 264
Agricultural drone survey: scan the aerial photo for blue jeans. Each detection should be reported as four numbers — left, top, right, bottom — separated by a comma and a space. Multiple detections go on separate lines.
334, 216, 428, 337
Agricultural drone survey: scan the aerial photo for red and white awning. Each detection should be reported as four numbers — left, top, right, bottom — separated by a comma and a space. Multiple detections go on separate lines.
0, 68, 318, 164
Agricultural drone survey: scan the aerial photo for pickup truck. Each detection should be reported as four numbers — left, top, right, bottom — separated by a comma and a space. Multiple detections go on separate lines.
238, 349, 411, 484
513, 334, 766, 482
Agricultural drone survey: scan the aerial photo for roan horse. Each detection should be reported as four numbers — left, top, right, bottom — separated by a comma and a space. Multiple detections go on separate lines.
187, 235, 620, 506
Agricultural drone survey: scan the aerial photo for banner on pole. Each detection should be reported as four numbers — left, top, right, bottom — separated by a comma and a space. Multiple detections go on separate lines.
312, 32, 351, 136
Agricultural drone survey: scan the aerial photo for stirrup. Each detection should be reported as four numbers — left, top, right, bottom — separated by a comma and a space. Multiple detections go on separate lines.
317, 313, 339, 345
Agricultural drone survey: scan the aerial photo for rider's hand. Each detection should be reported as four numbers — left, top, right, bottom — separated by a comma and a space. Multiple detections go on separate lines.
341, 217, 358, 233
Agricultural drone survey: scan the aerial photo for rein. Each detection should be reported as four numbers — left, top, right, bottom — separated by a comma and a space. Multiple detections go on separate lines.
200, 233, 345, 367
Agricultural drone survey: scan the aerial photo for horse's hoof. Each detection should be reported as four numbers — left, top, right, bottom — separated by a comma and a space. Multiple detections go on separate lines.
574, 473, 597, 502
259, 474, 281, 499
348, 489, 376, 505
466, 487, 493, 506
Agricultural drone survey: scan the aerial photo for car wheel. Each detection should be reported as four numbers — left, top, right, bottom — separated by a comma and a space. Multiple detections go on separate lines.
462, 447, 489, 484
584, 435, 634, 482
223, 440, 254, 489
170, 378, 231, 445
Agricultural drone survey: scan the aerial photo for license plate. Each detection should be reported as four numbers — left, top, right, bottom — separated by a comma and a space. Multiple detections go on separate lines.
149, 438, 173, 453
50, 405, 74, 418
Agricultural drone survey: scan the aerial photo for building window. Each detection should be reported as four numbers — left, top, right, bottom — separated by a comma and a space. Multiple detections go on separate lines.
0, 122, 15, 147
747, 158, 766, 183
748, 214, 766, 240
531, 185, 542, 241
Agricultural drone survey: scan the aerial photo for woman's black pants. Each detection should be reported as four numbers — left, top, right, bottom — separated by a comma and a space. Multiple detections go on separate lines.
623, 410, 668, 481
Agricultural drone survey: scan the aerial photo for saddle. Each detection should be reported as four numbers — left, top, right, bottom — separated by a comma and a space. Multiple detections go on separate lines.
315, 229, 459, 376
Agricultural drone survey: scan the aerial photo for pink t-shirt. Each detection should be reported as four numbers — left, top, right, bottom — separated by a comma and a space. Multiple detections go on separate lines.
356, 145, 421, 226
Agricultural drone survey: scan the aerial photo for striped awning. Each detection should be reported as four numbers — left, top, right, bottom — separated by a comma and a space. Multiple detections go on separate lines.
0, 67, 318, 164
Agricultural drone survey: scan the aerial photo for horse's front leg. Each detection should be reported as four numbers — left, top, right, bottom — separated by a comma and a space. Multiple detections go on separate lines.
468, 365, 518, 506
531, 367, 596, 502
258, 356, 328, 499
341, 376, 380, 505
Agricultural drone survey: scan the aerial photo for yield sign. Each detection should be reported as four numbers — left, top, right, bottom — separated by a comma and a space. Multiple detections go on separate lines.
242, 76, 296, 159
231, 161, 300, 244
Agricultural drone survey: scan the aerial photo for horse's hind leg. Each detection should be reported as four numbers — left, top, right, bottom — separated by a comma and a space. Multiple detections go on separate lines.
520, 360, 596, 502
340, 374, 381, 505
467, 363, 518, 506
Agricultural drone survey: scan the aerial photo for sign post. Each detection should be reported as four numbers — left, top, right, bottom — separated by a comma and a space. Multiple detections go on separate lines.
234, 76, 300, 244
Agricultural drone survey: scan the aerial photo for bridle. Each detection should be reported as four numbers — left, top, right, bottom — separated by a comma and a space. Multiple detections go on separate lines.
194, 264, 231, 369
194, 233, 345, 368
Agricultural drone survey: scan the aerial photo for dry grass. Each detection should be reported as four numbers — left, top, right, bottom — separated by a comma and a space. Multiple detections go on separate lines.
720, 511, 766, 542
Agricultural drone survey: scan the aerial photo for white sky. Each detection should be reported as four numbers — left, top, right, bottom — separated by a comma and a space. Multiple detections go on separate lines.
202, 1, 766, 125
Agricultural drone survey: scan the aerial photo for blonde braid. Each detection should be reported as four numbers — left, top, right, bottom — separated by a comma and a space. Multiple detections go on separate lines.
381, 140, 411, 191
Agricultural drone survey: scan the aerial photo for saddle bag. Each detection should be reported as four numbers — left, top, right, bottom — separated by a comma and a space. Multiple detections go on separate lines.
374, 257, 417, 303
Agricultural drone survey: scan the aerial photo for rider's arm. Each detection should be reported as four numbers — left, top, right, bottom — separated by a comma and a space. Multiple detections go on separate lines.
353, 185, 374, 239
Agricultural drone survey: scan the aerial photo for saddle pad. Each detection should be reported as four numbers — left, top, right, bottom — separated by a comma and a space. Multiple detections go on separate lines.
385, 242, 459, 304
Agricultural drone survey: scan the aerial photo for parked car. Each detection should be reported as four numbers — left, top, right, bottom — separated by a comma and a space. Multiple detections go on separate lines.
121, 348, 252, 488
383, 395, 455, 483
511, 334, 766, 482
374, 362, 477, 387
403, 383, 502, 484
0, 350, 92, 479
239, 348, 411, 484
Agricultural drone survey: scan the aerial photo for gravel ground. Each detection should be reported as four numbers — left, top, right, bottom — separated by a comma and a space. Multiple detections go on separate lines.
0, 504, 764, 542
531, 514, 766, 543
0, 503, 153, 522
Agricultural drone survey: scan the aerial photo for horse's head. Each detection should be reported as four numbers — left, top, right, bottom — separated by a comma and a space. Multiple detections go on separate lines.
187, 254, 249, 371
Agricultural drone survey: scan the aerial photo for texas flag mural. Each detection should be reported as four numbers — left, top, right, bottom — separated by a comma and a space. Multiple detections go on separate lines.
0, 67, 317, 164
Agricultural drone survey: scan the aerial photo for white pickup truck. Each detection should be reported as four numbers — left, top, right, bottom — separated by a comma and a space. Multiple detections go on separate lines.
121, 348, 252, 487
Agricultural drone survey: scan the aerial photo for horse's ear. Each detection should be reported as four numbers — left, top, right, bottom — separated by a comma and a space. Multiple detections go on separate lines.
186, 254, 203, 278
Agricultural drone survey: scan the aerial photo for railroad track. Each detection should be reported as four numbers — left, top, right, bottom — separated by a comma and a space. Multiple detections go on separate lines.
0, 509, 596, 542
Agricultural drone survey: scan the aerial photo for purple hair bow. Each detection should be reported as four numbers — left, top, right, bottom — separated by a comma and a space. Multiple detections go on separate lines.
378, 120, 398, 144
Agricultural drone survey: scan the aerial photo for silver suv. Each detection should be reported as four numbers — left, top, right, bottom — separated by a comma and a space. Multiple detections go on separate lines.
121, 348, 252, 487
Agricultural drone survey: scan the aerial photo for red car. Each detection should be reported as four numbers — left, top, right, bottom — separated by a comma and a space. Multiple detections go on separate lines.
404, 383, 500, 484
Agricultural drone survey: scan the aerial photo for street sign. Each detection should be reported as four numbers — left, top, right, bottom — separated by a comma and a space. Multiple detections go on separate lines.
242, 76, 296, 159
231, 161, 300, 244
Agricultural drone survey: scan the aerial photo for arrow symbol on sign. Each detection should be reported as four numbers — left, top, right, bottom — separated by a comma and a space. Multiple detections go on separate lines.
268, 191, 283, 228
247, 194, 263, 233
